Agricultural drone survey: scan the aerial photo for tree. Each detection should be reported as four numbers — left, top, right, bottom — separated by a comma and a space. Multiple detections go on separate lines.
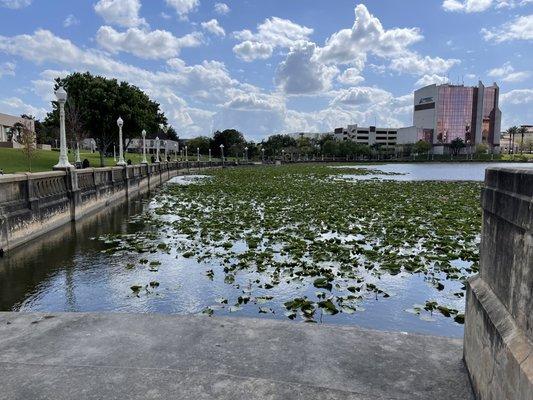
475, 143, 488, 155
517, 126, 527, 154
15, 121, 37, 172
261, 134, 297, 157
413, 140, 431, 155
212, 129, 246, 157
187, 136, 212, 154
506, 126, 518, 154
450, 137, 466, 156
45, 72, 167, 166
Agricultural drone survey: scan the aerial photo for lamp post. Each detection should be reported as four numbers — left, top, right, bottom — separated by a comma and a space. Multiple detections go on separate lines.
164, 140, 168, 162
141, 130, 148, 164
116, 117, 126, 166
197, 147, 200, 162
185, 145, 188, 162
244, 146, 248, 162
208, 148, 212, 162
220, 144, 224, 164
281, 149, 285, 162
53, 86, 73, 169
261, 148, 265, 163
155, 136, 160, 163
75, 142, 81, 164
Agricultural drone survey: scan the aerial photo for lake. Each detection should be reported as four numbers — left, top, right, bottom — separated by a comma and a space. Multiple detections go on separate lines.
1, 163, 527, 337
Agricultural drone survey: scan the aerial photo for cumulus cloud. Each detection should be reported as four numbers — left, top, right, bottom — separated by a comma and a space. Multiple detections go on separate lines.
389, 52, 460, 76
482, 14, 533, 42
214, 2, 230, 15
96, 26, 203, 59
316, 4, 422, 65
488, 62, 531, 82
201, 19, 225, 37
94, 0, 147, 28
329, 87, 392, 107
500, 88, 533, 104
233, 41, 273, 62
275, 41, 338, 95
0, 97, 47, 119
415, 74, 449, 87
443, 0, 532, 12
165, 0, 199, 17
0, 0, 31, 9
233, 17, 313, 61
337, 68, 365, 85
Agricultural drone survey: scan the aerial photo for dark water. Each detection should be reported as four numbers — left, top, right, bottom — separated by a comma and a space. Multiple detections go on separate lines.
0, 184, 468, 337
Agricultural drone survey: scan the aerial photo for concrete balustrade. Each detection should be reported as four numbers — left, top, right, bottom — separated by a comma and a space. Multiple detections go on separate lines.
464, 167, 533, 400
0, 161, 225, 253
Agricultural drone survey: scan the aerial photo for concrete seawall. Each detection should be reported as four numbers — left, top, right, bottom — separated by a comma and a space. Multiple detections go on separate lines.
464, 167, 533, 399
0, 161, 224, 253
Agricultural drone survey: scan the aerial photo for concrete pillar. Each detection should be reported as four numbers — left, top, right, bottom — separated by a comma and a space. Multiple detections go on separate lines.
464, 167, 533, 400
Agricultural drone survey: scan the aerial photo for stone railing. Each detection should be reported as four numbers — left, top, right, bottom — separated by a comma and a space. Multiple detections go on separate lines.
0, 161, 228, 253
464, 167, 532, 400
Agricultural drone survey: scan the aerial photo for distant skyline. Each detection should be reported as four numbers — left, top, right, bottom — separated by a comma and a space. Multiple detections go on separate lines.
0, 0, 531, 139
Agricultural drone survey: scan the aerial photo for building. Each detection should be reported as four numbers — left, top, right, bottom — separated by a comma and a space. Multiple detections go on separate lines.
129, 132, 179, 158
413, 81, 501, 154
332, 125, 406, 148
0, 113, 35, 146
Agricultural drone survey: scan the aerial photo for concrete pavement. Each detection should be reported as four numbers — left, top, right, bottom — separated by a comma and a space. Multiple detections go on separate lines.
0, 313, 474, 399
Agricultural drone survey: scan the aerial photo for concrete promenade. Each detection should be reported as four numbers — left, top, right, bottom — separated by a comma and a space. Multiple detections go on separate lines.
0, 312, 473, 399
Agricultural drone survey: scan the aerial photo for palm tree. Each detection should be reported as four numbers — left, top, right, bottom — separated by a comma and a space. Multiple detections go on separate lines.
506, 126, 518, 154
517, 126, 527, 154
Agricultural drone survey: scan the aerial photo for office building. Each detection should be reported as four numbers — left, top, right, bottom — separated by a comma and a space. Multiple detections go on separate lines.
413, 81, 501, 154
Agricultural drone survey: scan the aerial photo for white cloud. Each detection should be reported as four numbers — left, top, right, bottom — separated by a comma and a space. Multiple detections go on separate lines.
316, 4, 422, 65
214, 2, 230, 15
338, 68, 365, 85
482, 14, 533, 42
0, 97, 47, 119
275, 41, 338, 95
165, 0, 199, 17
96, 26, 203, 59
0, 62, 16, 78
0, 0, 31, 9
233, 41, 273, 62
415, 74, 450, 87
63, 14, 79, 28
443, 0, 532, 12
94, 0, 146, 28
488, 62, 530, 82
201, 19, 225, 37
500, 88, 533, 104
233, 17, 313, 61
442, 0, 493, 12
390, 52, 460, 76
329, 87, 392, 107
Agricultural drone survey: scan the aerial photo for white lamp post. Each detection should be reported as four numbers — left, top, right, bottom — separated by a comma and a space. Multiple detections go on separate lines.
155, 136, 160, 163
244, 146, 248, 162
113, 145, 116, 161
208, 148, 212, 162
197, 147, 200, 162
75, 142, 81, 164
54, 86, 73, 169
185, 145, 188, 162
220, 144, 224, 164
164, 140, 168, 162
141, 130, 148, 164
116, 117, 126, 166
281, 149, 285, 161
261, 148, 265, 163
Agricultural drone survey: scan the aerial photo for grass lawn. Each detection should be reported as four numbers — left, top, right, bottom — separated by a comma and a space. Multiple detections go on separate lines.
0, 148, 146, 174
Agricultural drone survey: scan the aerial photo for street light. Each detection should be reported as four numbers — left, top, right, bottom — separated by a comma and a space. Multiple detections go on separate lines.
197, 147, 200, 162
220, 144, 224, 164
53, 86, 73, 169
244, 146, 248, 162
261, 148, 265, 163
155, 136, 160, 163
141, 130, 148, 164
208, 148, 212, 162
185, 145, 188, 162
116, 117, 126, 166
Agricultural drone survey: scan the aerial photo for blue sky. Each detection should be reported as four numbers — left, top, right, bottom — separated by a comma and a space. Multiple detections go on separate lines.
0, 0, 531, 140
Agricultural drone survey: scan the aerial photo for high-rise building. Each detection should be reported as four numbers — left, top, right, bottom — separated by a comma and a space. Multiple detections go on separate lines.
413, 81, 501, 154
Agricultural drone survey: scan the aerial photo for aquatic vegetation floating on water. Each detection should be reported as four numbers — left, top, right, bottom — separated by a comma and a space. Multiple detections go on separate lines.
95, 164, 482, 325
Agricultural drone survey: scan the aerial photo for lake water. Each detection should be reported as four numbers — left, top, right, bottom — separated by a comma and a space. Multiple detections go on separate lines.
333, 162, 532, 181
1, 162, 529, 338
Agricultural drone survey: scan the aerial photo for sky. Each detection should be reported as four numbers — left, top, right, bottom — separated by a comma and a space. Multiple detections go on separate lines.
0, 0, 531, 140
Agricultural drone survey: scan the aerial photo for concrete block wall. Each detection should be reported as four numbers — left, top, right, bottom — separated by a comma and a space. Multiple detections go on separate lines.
0, 161, 225, 253
464, 167, 533, 400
